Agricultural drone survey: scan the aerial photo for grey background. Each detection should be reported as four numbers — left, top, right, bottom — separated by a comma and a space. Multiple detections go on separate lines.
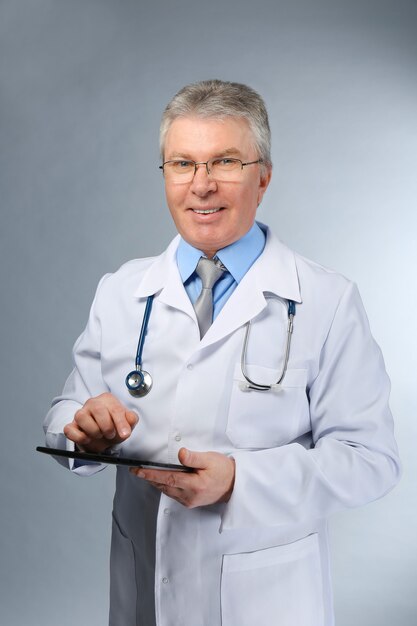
1, 0, 416, 624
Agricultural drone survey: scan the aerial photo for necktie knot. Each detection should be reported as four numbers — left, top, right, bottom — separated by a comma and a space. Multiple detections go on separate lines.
195, 257, 225, 290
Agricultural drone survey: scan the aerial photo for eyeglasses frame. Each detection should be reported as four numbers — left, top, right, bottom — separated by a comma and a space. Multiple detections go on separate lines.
159, 157, 263, 180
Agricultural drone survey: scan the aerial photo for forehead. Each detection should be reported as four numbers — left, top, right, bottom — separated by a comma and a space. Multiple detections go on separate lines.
164, 116, 255, 159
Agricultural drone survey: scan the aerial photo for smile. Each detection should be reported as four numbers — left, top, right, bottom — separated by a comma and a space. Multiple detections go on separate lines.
192, 208, 223, 214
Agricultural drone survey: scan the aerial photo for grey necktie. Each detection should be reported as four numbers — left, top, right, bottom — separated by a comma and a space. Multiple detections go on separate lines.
194, 257, 225, 338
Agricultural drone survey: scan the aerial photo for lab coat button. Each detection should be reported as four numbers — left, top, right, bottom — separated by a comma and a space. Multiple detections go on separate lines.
163, 508, 170, 516
187, 363, 193, 370
162, 577, 169, 584
174, 434, 181, 442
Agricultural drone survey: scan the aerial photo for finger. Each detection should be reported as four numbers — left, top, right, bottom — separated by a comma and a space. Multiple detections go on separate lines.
109, 407, 136, 439
149, 482, 188, 504
89, 405, 119, 439
129, 467, 145, 477
80, 394, 137, 440
178, 448, 208, 469
74, 401, 122, 440
129, 470, 197, 507
126, 410, 139, 428
150, 482, 200, 509
63, 422, 91, 445
74, 410, 104, 439
148, 481, 183, 492
89, 400, 130, 440
132, 468, 189, 490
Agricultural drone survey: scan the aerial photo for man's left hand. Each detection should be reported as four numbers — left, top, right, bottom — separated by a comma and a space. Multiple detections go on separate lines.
129, 448, 235, 508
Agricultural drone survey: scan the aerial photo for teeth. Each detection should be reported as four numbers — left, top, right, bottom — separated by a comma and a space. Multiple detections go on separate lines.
193, 208, 221, 214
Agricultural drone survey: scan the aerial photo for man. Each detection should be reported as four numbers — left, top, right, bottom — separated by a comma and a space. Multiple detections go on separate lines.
44, 79, 400, 626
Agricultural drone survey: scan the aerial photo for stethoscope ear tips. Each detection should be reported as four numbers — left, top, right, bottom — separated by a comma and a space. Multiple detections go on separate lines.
125, 370, 153, 398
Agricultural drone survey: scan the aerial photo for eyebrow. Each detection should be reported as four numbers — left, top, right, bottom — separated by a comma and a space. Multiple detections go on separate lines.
166, 152, 193, 160
166, 148, 243, 160
219, 148, 242, 157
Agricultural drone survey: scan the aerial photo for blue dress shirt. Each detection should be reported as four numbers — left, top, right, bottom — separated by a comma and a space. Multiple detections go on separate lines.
176, 222, 266, 320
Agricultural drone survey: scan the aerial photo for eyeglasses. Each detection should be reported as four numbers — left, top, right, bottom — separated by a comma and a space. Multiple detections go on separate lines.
159, 157, 263, 183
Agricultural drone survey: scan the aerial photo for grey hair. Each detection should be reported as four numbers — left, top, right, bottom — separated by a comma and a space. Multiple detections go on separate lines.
159, 79, 272, 170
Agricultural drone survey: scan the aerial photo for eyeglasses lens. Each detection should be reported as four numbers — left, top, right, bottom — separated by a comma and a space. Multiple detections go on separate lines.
164, 158, 243, 183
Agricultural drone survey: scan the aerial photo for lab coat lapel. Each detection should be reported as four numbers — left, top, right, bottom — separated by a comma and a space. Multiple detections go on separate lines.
200, 228, 302, 348
133, 235, 196, 320
133, 228, 302, 345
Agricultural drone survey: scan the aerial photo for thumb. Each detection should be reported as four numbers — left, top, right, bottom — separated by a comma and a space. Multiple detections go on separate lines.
178, 448, 208, 469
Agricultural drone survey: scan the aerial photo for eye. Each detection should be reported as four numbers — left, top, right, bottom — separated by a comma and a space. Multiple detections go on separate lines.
175, 160, 194, 170
212, 158, 239, 169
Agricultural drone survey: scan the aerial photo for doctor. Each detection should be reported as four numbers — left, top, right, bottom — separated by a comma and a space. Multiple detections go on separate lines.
44, 79, 400, 626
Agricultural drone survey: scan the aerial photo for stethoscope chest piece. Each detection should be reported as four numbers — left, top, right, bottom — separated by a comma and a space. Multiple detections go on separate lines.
125, 369, 153, 398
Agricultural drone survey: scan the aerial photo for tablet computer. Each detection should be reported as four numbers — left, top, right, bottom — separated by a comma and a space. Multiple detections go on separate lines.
36, 446, 192, 472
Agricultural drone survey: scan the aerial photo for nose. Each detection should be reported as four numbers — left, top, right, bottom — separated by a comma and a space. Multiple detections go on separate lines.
190, 163, 217, 196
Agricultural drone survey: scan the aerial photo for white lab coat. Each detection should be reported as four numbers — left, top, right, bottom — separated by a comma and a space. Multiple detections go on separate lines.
44, 225, 400, 626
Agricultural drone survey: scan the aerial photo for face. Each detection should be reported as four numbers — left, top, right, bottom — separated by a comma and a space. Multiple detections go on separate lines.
162, 116, 272, 258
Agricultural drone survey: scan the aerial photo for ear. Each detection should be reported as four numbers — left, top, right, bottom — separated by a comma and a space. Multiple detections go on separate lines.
257, 166, 272, 205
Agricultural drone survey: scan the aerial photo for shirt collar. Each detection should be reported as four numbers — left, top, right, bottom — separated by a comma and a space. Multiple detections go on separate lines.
176, 222, 266, 284
133, 223, 301, 306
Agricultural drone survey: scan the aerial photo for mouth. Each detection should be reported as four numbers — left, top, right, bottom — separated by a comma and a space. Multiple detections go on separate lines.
190, 207, 224, 215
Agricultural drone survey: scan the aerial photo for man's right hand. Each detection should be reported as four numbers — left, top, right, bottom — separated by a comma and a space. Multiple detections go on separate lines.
63, 393, 139, 453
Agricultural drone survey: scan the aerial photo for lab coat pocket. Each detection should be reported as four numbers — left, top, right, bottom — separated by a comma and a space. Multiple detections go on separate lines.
109, 514, 138, 626
221, 534, 324, 626
227, 365, 308, 448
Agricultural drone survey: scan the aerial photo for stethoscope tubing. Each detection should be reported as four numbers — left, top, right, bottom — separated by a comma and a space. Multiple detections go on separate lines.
135, 294, 154, 370
127, 294, 296, 397
240, 298, 295, 391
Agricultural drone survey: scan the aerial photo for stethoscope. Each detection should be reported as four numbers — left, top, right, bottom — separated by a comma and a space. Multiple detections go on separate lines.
125, 295, 155, 397
125, 294, 296, 397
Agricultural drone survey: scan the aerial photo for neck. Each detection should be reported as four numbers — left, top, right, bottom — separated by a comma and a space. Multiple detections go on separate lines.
201, 249, 217, 259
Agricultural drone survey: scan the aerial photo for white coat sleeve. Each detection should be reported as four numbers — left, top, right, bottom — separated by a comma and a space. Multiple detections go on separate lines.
221, 282, 401, 530
43, 274, 111, 476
